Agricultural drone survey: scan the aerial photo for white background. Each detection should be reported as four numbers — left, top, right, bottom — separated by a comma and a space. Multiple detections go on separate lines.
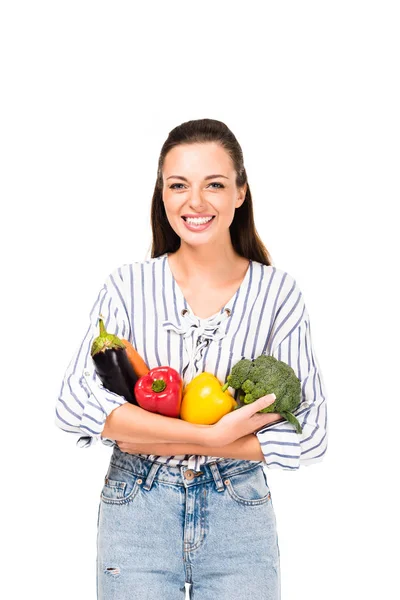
1, 1, 399, 598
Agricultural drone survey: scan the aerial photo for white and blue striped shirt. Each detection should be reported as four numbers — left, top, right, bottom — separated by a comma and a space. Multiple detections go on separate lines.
55, 252, 328, 471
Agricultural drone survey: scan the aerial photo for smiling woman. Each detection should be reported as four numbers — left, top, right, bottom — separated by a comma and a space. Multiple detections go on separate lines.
56, 118, 328, 600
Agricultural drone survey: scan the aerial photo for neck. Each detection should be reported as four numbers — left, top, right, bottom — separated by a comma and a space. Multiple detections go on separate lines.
169, 242, 246, 285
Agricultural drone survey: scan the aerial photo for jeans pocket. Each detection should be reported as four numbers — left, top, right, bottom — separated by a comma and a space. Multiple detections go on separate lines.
100, 464, 140, 505
224, 465, 272, 506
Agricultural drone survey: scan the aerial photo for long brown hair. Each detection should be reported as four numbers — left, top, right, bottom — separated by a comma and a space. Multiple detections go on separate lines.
149, 118, 273, 266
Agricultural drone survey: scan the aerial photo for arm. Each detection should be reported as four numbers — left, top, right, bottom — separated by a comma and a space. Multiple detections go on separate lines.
54, 268, 132, 448
116, 433, 266, 462
256, 281, 328, 471
106, 392, 282, 448
55, 267, 216, 448
102, 403, 215, 446
115, 410, 285, 460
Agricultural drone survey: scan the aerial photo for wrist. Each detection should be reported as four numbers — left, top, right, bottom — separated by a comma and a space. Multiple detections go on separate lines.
191, 423, 220, 447
200, 423, 229, 447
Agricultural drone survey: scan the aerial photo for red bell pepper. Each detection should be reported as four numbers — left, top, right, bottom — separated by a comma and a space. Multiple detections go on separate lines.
134, 366, 183, 417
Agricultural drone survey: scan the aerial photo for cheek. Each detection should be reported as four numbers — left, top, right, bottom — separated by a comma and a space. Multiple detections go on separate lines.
162, 191, 182, 213
215, 199, 237, 222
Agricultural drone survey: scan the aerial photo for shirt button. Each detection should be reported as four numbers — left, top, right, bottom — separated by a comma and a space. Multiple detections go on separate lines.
84, 371, 91, 377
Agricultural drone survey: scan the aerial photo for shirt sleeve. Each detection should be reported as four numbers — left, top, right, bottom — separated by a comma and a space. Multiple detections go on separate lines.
54, 267, 131, 449
255, 278, 328, 470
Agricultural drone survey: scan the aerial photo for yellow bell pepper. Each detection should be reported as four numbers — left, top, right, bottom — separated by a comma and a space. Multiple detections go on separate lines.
180, 372, 238, 425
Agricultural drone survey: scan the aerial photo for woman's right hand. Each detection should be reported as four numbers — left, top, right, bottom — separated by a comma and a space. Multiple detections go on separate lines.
207, 393, 282, 446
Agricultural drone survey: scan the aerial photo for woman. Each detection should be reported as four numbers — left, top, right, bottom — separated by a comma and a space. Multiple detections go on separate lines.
55, 118, 328, 599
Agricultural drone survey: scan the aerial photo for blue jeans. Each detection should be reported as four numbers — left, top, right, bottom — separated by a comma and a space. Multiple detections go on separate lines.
97, 445, 281, 599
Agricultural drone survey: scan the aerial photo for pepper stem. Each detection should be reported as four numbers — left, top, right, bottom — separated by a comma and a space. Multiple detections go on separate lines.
151, 378, 167, 393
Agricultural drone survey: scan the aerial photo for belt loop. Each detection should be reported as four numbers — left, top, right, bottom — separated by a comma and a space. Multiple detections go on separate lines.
209, 462, 225, 492
142, 461, 162, 491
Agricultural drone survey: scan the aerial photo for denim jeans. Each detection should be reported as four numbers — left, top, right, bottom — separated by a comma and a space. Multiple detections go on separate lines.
97, 445, 281, 599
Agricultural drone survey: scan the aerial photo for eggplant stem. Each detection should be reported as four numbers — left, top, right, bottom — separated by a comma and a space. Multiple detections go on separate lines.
99, 319, 107, 336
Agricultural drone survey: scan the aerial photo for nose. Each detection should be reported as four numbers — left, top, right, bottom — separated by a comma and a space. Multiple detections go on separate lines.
188, 186, 206, 210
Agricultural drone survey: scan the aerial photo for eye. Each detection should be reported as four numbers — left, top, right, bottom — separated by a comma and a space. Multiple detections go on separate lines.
169, 182, 225, 190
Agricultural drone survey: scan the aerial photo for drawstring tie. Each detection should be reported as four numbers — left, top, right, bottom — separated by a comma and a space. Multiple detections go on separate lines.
162, 308, 231, 384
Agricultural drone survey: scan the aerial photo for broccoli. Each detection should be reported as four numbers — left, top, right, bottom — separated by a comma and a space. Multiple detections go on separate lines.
221, 357, 253, 391
221, 354, 303, 433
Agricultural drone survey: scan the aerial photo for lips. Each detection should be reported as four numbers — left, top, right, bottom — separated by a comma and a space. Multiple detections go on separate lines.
182, 215, 216, 232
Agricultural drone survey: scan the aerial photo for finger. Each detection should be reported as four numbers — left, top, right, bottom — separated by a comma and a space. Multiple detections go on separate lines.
241, 393, 276, 416
252, 410, 280, 426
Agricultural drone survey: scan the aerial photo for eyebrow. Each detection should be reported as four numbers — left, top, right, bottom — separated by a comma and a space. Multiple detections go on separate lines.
166, 174, 229, 181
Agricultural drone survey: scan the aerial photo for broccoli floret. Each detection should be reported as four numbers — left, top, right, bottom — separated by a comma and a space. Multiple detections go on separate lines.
241, 379, 255, 394
252, 354, 272, 367
222, 354, 303, 433
243, 381, 266, 403
221, 358, 253, 392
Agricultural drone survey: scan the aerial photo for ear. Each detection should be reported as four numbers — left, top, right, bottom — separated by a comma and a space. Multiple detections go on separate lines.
235, 183, 247, 208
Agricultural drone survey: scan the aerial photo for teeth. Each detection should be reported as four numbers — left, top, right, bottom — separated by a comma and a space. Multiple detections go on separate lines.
185, 216, 213, 224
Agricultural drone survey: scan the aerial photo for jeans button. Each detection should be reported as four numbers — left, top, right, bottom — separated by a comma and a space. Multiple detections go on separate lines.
184, 470, 195, 480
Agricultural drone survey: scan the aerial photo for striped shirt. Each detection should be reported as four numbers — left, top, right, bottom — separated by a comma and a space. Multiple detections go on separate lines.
55, 252, 328, 471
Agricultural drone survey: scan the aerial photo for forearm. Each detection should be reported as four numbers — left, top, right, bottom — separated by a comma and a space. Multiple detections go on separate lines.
101, 403, 213, 445
118, 434, 265, 462
219, 434, 265, 461
172, 434, 265, 461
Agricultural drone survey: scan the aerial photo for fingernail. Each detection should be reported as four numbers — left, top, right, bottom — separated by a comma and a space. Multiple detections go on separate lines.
264, 393, 276, 403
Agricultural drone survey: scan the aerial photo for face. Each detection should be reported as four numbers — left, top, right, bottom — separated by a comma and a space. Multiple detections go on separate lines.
161, 142, 247, 247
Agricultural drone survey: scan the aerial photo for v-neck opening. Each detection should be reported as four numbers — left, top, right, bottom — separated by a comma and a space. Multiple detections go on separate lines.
164, 252, 252, 322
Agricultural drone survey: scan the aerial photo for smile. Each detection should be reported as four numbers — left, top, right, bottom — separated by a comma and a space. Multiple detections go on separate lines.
181, 215, 216, 231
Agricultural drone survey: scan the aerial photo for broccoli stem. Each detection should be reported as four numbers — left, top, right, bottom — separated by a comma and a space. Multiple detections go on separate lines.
281, 411, 302, 434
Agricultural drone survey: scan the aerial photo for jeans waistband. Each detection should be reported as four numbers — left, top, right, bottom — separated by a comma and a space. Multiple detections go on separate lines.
108, 445, 264, 493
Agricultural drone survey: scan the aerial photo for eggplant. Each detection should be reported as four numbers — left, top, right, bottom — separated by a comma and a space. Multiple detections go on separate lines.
90, 316, 139, 405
